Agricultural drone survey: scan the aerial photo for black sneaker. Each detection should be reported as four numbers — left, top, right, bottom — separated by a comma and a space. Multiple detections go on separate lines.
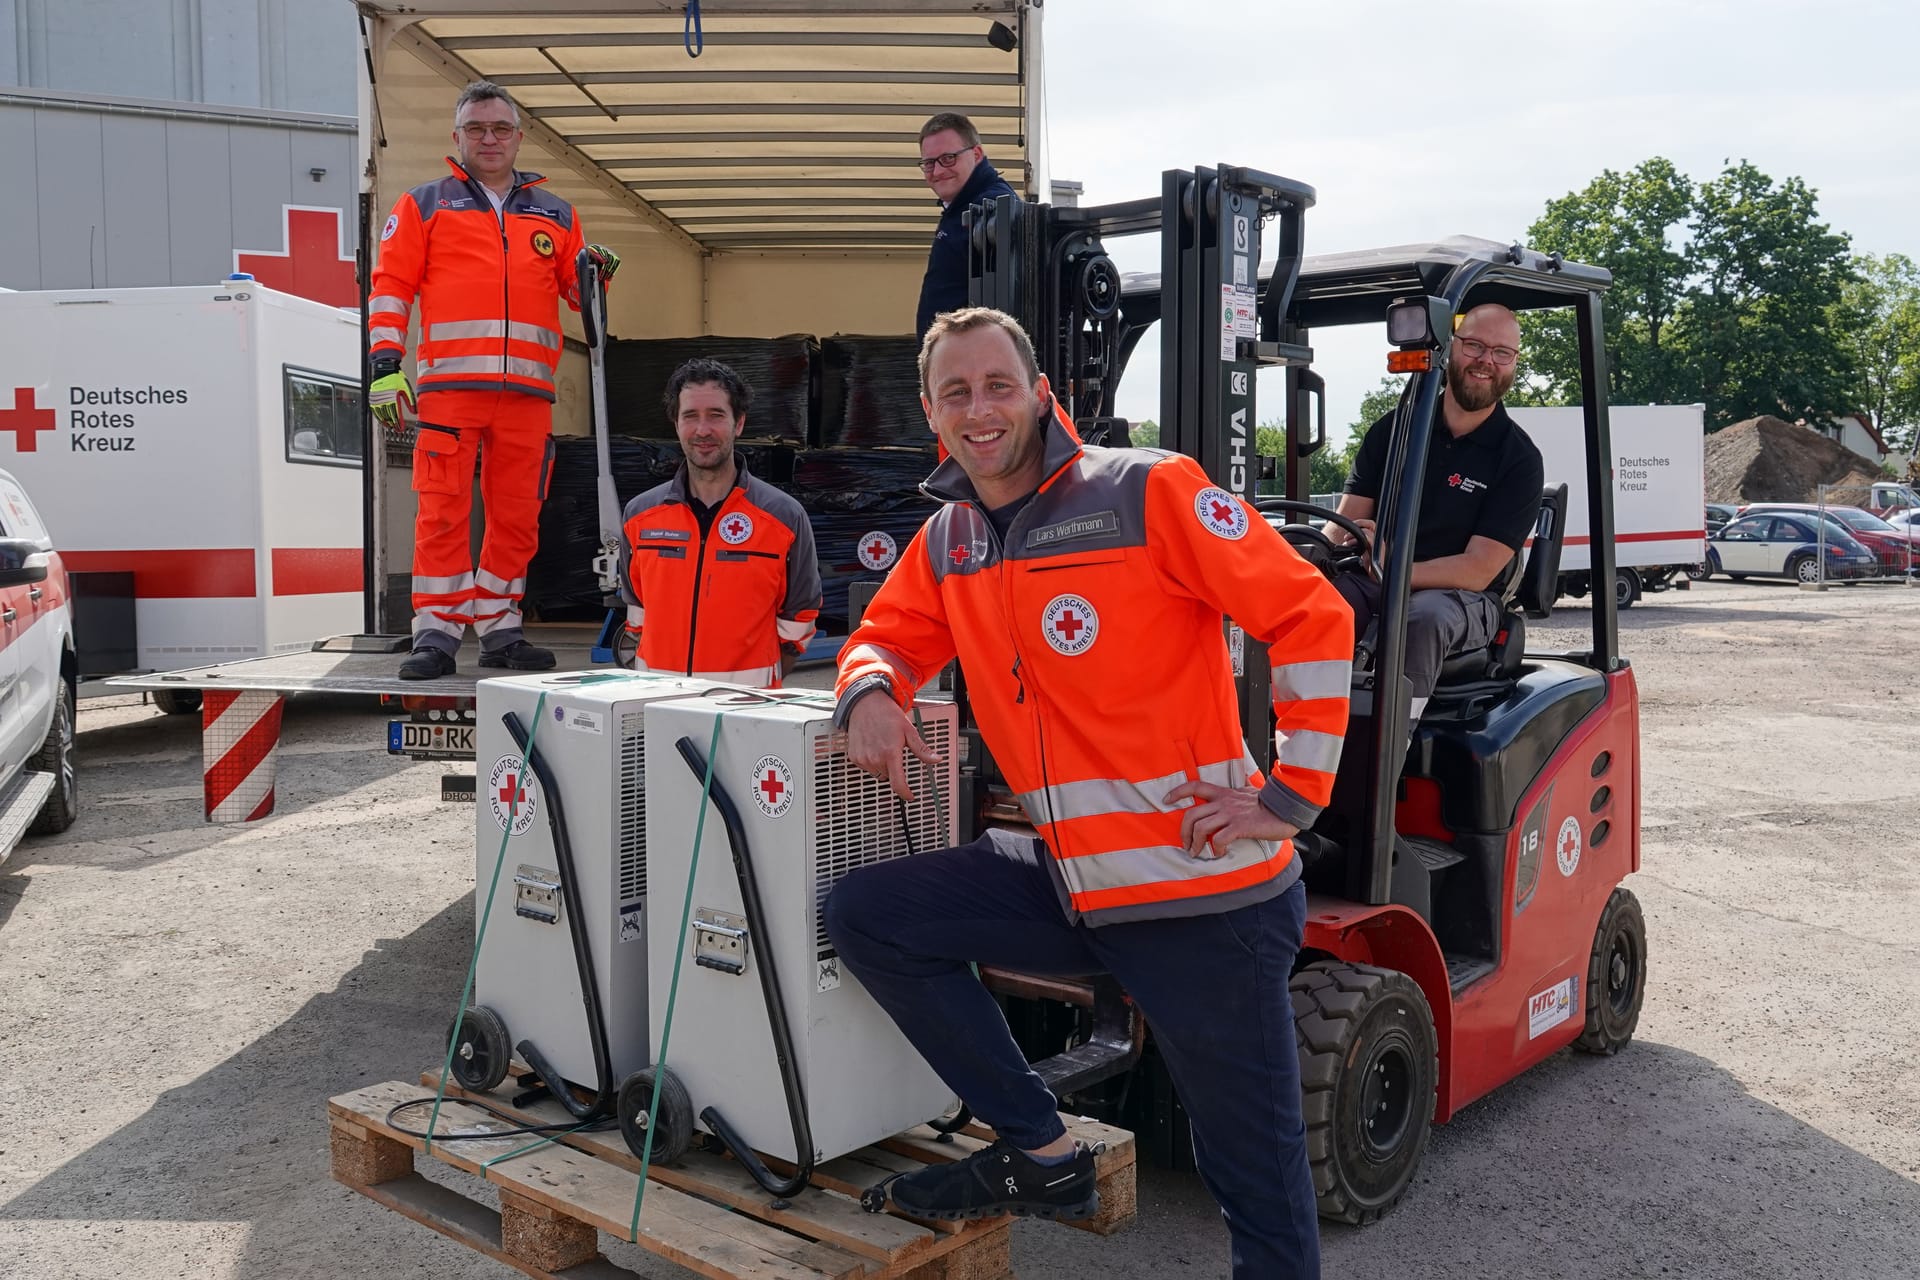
882, 1140, 1099, 1223
398, 647, 457, 680
478, 640, 556, 671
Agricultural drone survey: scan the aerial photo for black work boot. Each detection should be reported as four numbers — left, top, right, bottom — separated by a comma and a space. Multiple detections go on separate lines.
884, 1140, 1099, 1223
398, 647, 457, 680
478, 639, 556, 671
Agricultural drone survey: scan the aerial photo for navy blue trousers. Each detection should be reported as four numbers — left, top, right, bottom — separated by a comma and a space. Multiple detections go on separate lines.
825, 830, 1321, 1279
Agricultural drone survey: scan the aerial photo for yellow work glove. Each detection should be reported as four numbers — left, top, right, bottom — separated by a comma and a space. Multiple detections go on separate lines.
369, 361, 415, 428
585, 243, 621, 282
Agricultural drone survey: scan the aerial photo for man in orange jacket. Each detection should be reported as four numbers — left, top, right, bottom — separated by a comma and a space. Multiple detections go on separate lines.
367, 80, 619, 679
618, 358, 821, 685
825, 308, 1350, 1277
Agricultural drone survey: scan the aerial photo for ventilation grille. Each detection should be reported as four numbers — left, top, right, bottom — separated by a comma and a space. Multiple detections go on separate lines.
617, 710, 647, 904
810, 715, 955, 961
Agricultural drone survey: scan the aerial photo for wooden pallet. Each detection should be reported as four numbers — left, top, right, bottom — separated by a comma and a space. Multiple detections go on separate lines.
327, 1070, 1135, 1280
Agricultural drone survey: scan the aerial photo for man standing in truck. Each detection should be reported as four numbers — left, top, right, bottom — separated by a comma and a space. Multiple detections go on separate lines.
367, 79, 621, 679
914, 112, 1017, 342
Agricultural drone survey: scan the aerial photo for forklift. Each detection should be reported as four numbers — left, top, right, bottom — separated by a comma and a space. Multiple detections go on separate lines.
959, 170, 1649, 1223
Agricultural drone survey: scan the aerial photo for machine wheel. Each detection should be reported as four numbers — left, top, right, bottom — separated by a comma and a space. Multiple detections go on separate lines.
618, 1065, 695, 1166
152, 688, 203, 716
446, 1005, 512, 1092
1575, 888, 1647, 1055
28, 677, 77, 835
1292, 962, 1438, 1225
1686, 561, 1712, 581
1613, 568, 1641, 608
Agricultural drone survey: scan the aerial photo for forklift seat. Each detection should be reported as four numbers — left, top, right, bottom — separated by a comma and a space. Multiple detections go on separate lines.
1429, 484, 1568, 697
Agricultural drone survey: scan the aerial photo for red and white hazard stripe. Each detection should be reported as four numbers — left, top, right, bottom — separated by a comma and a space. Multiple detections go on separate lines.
202, 690, 287, 822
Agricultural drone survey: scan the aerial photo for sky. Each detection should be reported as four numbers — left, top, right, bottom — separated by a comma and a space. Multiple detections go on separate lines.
1038, 0, 1920, 449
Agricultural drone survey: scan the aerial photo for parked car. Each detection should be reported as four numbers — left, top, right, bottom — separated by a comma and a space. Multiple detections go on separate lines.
0, 468, 77, 868
1701, 513, 1879, 584
1738, 503, 1917, 577
1705, 502, 1739, 533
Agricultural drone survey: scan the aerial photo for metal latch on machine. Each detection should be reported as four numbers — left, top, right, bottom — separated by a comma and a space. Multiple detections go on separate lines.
514, 865, 562, 924
692, 908, 749, 975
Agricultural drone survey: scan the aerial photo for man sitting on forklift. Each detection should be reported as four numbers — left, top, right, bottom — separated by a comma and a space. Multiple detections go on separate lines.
826, 307, 1351, 1279
1329, 303, 1544, 728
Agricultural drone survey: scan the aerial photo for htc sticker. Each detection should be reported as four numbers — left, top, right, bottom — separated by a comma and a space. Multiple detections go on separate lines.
1527, 976, 1579, 1040
488, 756, 539, 837
1556, 816, 1583, 877
752, 755, 794, 818
857, 530, 898, 570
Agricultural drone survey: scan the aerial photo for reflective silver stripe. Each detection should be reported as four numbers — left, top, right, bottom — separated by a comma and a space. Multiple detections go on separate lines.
1056, 837, 1281, 896
414, 611, 465, 639
1016, 757, 1256, 825
474, 570, 524, 597
635, 658, 777, 687
369, 325, 407, 347
509, 321, 563, 350
777, 616, 815, 642
1271, 658, 1351, 703
429, 319, 507, 342
369, 294, 412, 317
627, 604, 645, 628
412, 572, 473, 597
474, 605, 523, 635
846, 641, 916, 688
420, 355, 505, 376
506, 355, 553, 381
1276, 728, 1344, 774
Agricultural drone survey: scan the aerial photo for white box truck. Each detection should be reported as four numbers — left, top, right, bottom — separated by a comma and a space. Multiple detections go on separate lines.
0, 278, 364, 708
1511, 404, 1707, 608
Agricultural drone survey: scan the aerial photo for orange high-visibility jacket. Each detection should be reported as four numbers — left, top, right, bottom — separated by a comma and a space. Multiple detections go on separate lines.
369, 158, 586, 402
836, 417, 1353, 926
620, 467, 823, 685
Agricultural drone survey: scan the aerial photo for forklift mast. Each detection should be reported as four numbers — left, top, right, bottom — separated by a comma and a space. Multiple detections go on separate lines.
963, 166, 1316, 795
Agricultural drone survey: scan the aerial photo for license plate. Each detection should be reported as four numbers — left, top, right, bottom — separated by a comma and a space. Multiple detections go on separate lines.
387, 720, 475, 758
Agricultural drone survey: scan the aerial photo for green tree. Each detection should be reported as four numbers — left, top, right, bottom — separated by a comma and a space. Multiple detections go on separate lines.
1128, 419, 1159, 448
1307, 377, 1403, 494
1833, 253, 1920, 454
1682, 160, 1858, 428
1518, 158, 1695, 406
1517, 158, 1861, 429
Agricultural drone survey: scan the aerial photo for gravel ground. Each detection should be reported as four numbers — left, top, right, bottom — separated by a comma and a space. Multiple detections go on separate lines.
0, 576, 1915, 1280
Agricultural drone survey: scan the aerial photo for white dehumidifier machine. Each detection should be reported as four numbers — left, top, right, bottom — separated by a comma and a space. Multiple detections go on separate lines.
448, 670, 720, 1120
629, 689, 961, 1198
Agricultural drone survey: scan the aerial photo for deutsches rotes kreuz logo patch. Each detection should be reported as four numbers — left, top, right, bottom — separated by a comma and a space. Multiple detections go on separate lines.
718, 512, 754, 545
1042, 594, 1099, 656
381, 213, 398, 241
856, 530, 898, 570
1194, 487, 1249, 540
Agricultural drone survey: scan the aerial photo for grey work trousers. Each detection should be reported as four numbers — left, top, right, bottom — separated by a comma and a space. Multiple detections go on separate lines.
1335, 576, 1500, 720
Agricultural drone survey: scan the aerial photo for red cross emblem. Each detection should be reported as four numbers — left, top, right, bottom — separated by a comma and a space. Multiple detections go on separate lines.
0, 388, 56, 453
1449, 473, 1462, 486
950, 543, 971, 565
1557, 824, 1577, 859
498, 774, 520, 806
234, 207, 357, 307
1209, 498, 1236, 524
1041, 593, 1098, 655
759, 769, 785, 805
867, 539, 889, 560
726, 519, 745, 538
751, 754, 793, 816
1053, 609, 1085, 641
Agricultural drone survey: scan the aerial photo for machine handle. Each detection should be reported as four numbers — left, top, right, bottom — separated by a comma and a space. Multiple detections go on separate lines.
1295, 368, 1326, 455
26, 587, 40, 602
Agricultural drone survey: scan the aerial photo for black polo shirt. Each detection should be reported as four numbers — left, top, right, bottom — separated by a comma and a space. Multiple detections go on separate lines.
1345, 400, 1544, 562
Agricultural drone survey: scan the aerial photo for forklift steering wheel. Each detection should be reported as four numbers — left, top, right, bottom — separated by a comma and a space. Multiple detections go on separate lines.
1253, 500, 1381, 583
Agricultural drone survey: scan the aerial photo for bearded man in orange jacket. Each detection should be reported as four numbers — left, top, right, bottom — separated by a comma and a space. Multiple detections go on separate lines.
825, 308, 1350, 1278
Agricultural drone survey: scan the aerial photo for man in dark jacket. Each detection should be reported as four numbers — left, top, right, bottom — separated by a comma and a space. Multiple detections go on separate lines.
914, 112, 1017, 340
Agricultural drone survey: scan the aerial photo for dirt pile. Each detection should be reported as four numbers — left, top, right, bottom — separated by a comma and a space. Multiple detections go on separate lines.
1703, 416, 1884, 504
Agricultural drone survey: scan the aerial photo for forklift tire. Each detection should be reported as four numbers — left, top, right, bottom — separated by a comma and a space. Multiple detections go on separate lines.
1292, 962, 1438, 1225
446, 1005, 512, 1092
1575, 888, 1647, 1055
618, 1065, 695, 1166
152, 689, 203, 717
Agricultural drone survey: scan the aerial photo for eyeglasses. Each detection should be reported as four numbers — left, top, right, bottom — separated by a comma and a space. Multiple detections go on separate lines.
1454, 336, 1519, 366
459, 123, 518, 141
917, 149, 972, 174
